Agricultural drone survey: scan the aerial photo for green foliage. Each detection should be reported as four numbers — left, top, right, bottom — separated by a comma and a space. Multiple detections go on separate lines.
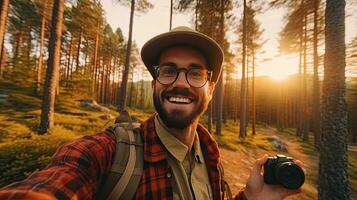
0, 133, 74, 187
0, 78, 154, 188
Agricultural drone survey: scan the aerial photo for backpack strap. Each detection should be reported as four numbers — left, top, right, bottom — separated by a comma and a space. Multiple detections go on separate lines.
219, 162, 233, 200
95, 110, 143, 200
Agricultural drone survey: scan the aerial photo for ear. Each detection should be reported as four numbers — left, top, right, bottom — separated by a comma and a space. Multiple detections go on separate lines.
151, 80, 155, 89
207, 82, 216, 101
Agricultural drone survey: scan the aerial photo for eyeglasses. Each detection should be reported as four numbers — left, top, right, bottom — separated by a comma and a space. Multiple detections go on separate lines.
154, 65, 212, 88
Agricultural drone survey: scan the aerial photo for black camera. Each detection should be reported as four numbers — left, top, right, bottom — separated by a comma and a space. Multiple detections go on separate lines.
264, 155, 305, 189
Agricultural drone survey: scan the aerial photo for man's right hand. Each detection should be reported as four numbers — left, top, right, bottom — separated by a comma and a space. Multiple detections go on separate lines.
243, 155, 303, 200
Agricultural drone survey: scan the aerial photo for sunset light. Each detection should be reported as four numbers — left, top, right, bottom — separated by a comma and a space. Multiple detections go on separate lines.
0, 0, 356, 199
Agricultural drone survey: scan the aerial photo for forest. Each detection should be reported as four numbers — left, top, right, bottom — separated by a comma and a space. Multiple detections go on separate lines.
0, 0, 356, 199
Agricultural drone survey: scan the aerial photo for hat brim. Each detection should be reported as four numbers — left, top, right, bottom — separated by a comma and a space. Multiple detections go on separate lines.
141, 30, 224, 83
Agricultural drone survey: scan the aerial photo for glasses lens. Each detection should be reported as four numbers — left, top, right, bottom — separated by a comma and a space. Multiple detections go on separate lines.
187, 68, 208, 87
157, 65, 177, 84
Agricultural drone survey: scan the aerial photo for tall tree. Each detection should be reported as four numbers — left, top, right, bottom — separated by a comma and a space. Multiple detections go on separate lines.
0, 0, 10, 72
117, 0, 152, 111
34, 0, 49, 93
312, 0, 321, 148
38, 0, 64, 134
170, 0, 173, 30
318, 0, 350, 199
214, 0, 225, 136
239, 0, 248, 138
246, 1, 264, 135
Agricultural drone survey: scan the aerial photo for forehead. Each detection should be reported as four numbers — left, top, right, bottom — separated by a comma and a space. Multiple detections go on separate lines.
158, 46, 208, 68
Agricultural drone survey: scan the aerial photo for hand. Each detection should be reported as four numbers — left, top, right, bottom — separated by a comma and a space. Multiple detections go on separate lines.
243, 155, 303, 200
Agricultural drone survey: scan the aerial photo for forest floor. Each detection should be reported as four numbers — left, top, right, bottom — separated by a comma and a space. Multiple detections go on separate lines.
0, 80, 356, 199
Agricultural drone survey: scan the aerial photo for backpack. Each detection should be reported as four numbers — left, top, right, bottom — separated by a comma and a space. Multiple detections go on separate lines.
95, 110, 233, 200
95, 110, 144, 200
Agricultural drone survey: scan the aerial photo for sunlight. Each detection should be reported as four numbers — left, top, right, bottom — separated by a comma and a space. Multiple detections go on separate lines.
257, 54, 299, 80
268, 72, 288, 81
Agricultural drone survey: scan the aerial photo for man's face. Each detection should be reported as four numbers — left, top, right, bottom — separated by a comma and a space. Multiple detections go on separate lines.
152, 46, 215, 129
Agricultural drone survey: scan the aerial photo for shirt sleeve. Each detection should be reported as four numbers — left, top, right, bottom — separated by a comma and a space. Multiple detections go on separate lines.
0, 131, 116, 200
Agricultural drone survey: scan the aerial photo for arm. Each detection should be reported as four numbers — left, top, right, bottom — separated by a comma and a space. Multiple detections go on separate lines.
0, 131, 116, 200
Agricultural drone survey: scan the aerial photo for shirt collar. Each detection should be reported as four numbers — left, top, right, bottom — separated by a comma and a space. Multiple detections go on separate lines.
141, 114, 217, 166
155, 116, 188, 162
155, 116, 204, 164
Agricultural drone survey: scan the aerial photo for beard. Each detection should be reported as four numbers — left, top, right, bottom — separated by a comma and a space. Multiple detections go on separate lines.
153, 87, 209, 129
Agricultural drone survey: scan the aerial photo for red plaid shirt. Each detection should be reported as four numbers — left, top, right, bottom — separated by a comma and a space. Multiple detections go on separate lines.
0, 115, 246, 200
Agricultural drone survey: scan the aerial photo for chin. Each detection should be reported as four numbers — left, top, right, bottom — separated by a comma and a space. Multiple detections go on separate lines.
162, 109, 197, 129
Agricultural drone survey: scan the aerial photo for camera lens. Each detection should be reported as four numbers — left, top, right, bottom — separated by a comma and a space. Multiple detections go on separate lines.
275, 162, 305, 189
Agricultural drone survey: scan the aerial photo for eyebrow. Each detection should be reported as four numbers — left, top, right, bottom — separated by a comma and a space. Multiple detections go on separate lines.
159, 62, 206, 69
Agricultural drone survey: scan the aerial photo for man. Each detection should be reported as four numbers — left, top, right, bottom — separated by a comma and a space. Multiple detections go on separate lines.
0, 26, 302, 199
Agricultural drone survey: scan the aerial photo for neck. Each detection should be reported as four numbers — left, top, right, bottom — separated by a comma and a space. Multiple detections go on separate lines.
160, 117, 198, 150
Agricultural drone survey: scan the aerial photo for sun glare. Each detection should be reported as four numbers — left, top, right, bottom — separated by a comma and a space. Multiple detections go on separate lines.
257, 55, 298, 81
269, 73, 288, 81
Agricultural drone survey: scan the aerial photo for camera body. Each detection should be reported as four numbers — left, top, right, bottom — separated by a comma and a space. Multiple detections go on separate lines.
264, 155, 305, 189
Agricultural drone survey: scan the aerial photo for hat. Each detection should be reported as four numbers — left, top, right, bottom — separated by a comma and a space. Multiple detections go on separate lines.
141, 26, 224, 83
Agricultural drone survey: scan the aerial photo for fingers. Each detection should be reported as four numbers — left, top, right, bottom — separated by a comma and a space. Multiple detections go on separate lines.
252, 154, 269, 175
295, 159, 304, 168
282, 187, 302, 198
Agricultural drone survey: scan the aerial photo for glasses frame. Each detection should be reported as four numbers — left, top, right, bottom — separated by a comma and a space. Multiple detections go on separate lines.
154, 65, 213, 88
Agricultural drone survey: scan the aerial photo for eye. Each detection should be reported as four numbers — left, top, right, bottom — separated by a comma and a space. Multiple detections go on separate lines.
189, 69, 205, 79
160, 66, 177, 77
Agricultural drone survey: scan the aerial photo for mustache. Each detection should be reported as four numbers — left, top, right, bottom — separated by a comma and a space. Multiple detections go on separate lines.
162, 87, 197, 100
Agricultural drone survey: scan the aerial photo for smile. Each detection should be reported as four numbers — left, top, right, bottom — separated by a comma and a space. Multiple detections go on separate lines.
167, 96, 192, 104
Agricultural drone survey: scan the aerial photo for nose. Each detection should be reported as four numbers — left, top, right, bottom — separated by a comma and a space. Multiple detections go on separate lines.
172, 71, 190, 88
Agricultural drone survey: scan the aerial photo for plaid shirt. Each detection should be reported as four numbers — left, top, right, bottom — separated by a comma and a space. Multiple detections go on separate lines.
0, 115, 246, 200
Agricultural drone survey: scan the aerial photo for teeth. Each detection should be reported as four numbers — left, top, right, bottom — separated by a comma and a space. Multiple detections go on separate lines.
169, 97, 191, 103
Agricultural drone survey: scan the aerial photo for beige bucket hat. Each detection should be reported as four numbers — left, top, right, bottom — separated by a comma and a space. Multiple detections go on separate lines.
141, 26, 224, 83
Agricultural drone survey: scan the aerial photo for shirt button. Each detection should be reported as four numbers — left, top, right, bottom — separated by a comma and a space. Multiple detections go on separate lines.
166, 172, 172, 178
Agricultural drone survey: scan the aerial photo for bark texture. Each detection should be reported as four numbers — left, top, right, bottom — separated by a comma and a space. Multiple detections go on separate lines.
318, 0, 350, 199
38, 0, 64, 134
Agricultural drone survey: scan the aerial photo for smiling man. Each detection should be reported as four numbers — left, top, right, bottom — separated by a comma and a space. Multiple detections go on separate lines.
0, 26, 302, 200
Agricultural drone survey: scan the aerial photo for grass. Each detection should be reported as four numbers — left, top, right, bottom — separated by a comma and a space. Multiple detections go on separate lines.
0, 79, 153, 187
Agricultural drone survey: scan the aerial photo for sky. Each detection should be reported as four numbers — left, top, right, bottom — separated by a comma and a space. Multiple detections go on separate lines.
102, 0, 357, 80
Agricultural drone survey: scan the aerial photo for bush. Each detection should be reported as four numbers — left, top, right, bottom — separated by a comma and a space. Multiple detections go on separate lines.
0, 133, 75, 187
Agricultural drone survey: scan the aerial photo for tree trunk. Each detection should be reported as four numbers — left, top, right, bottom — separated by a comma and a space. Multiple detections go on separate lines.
313, 0, 321, 149
215, 0, 224, 136
252, 45, 256, 135
92, 22, 100, 98
76, 29, 82, 69
169, 0, 173, 30
296, 1, 304, 137
239, 0, 247, 138
0, 0, 10, 70
38, 0, 64, 134
195, 0, 199, 30
302, 11, 309, 142
118, 0, 135, 111
0, 43, 5, 77
37, 2, 47, 93
65, 36, 73, 83
318, 0, 350, 199
26, 30, 32, 69
14, 30, 24, 66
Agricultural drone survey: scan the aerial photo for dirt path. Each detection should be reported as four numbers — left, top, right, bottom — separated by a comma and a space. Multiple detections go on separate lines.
219, 127, 318, 199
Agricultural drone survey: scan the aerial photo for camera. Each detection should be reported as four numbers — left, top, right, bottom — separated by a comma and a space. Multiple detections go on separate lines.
264, 155, 305, 189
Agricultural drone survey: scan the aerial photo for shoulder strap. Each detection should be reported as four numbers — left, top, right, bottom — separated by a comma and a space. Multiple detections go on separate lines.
95, 110, 143, 200
219, 162, 233, 200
